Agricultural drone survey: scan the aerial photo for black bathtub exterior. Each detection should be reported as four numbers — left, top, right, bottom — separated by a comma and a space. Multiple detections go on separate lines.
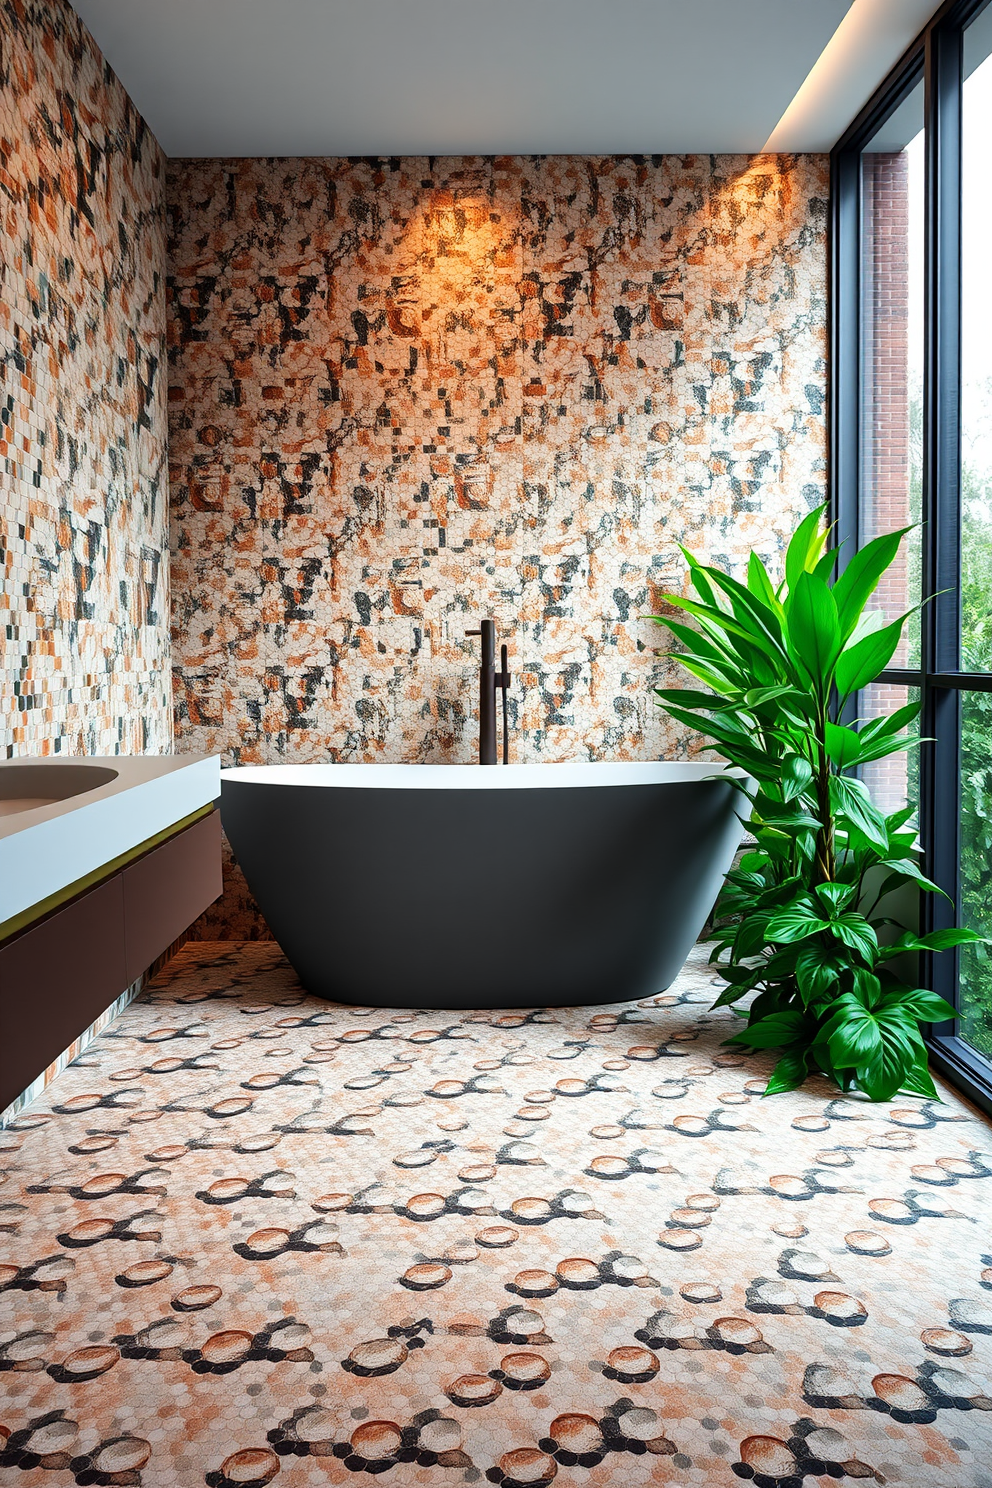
221, 764, 746, 1008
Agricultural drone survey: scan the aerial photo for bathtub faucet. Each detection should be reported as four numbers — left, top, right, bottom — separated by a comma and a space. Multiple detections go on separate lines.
465, 619, 510, 765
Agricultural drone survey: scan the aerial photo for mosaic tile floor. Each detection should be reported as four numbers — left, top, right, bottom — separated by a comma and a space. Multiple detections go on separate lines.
2, 942, 992, 1488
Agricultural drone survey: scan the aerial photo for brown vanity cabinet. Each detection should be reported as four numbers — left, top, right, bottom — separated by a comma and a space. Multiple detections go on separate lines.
122, 812, 222, 984
0, 809, 222, 1112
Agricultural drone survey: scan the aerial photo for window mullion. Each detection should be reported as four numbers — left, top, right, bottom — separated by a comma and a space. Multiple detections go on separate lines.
920, 21, 964, 1019
924, 24, 964, 676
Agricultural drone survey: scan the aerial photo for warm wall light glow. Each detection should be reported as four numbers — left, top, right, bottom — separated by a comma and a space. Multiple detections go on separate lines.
706, 155, 802, 246
764, 0, 940, 152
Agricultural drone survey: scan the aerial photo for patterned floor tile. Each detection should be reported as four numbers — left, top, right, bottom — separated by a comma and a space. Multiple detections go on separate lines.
2, 940, 991, 1487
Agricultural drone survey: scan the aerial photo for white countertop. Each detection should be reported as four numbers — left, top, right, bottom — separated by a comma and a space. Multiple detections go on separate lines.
0, 755, 220, 926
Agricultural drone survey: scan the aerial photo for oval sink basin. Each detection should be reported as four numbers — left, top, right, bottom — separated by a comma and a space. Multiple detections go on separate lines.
0, 764, 119, 817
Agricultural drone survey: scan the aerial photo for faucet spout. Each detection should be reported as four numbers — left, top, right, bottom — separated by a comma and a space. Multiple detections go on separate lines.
465, 620, 509, 764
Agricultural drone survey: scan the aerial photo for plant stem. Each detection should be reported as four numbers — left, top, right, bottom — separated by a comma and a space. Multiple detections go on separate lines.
813, 699, 835, 885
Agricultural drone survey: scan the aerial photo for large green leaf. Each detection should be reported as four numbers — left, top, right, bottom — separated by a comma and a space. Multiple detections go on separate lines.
820, 992, 920, 1099
787, 569, 842, 683
898, 1055, 940, 1100
832, 528, 911, 639
747, 551, 782, 611
743, 684, 803, 709
754, 809, 823, 833
829, 775, 889, 852
885, 803, 919, 833
665, 655, 744, 695
659, 704, 779, 777
653, 688, 727, 713
854, 732, 923, 767
878, 926, 989, 958
857, 701, 922, 744
732, 913, 772, 960
821, 992, 884, 1066
873, 857, 943, 897
765, 947, 807, 983
814, 881, 857, 915
747, 986, 794, 1026
824, 721, 864, 769
813, 548, 838, 583
726, 1008, 809, 1049
856, 1035, 916, 1101
794, 945, 843, 1006
826, 912, 878, 963
763, 1049, 809, 1095
681, 546, 721, 609
704, 568, 790, 658
748, 872, 806, 908
807, 1039, 853, 1090
785, 504, 829, 592
882, 986, 956, 1023
668, 614, 774, 686
781, 753, 814, 802
711, 971, 766, 1009
851, 966, 882, 1006
764, 901, 829, 943
884, 821, 921, 858
658, 616, 743, 672
662, 594, 778, 656
835, 613, 909, 697
659, 657, 742, 702
847, 607, 888, 646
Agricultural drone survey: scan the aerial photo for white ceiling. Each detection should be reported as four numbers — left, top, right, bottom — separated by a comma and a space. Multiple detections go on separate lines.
72, 0, 944, 159
72, 0, 859, 158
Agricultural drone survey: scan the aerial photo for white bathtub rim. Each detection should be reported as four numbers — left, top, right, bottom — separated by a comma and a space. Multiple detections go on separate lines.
221, 760, 747, 791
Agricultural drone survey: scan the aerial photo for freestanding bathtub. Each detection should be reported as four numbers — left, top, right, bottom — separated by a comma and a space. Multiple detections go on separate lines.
221, 761, 747, 1009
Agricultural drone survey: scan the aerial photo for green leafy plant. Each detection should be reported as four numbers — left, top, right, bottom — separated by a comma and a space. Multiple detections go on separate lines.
651, 505, 982, 1101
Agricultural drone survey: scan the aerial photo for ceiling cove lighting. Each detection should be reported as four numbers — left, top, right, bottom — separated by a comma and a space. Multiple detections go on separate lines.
764, 0, 943, 152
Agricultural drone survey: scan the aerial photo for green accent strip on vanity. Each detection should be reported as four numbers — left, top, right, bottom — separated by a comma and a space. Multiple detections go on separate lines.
0, 804, 217, 947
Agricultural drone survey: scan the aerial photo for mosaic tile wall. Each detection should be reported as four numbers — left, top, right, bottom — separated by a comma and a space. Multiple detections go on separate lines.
0, 0, 171, 758
167, 153, 828, 933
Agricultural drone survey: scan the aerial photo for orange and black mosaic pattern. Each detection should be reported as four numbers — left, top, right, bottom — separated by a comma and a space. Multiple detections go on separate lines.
0, 0, 171, 758
2, 940, 991, 1486
166, 154, 827, 933
166, 151, 827, 769
168, 156, 832, 928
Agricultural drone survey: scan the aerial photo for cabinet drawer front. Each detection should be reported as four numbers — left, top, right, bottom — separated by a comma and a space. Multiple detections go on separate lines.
122, 810, 222, 983
0, 876, 126, 1112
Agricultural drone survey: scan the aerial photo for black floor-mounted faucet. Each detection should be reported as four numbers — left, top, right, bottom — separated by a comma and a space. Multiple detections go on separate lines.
465, 619, 510, 764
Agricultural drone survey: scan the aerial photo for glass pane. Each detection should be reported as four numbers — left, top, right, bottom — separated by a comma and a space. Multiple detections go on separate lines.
958, 688, 992, 1058
859, 682, 921, 816
859, 81, 924, 667
961, 10, 992, 673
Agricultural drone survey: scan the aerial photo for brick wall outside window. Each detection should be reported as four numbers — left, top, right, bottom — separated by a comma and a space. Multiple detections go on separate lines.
859, 151, 916, 817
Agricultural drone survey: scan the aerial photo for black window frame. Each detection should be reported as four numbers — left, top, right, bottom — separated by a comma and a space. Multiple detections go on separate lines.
830, 0, 992, 1119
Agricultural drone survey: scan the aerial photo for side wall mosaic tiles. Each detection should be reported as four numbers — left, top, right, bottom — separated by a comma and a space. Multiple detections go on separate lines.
0, 0, 171, 757
168, 153, 828, 934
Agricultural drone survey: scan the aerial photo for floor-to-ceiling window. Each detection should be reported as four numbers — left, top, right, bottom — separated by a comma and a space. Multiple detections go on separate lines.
857, 79, 925, 821
832, 0, 992, 1114
957, 9, 992, 1062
